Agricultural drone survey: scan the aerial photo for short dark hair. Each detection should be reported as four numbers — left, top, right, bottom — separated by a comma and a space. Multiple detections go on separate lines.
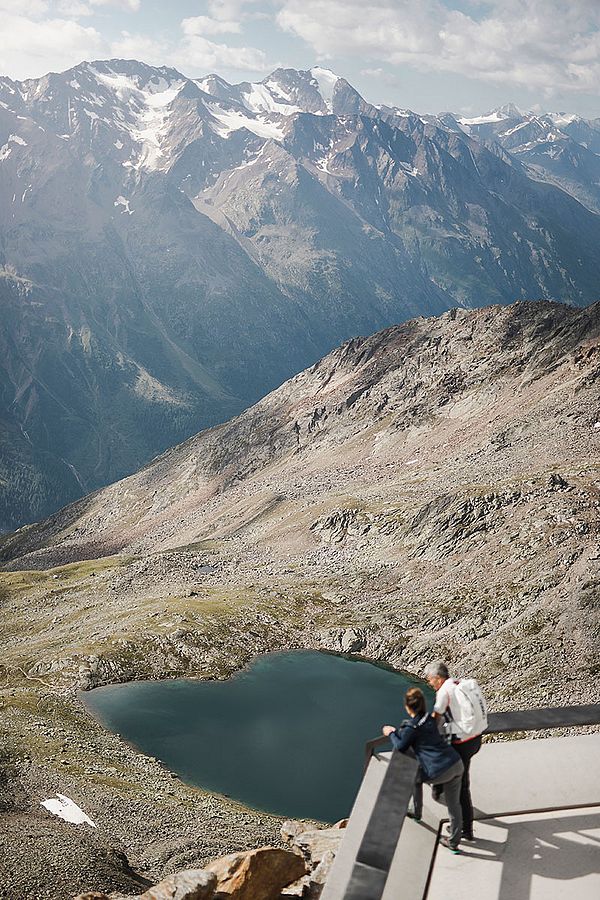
405, 687, 427, 717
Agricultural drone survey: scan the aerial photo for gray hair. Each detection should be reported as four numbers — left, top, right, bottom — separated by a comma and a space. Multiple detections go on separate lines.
424, 661, 449, 680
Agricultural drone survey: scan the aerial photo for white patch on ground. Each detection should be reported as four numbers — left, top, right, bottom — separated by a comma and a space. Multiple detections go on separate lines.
114, 139, 124, 149
241, 82, 301, 115
0, 134, 27, 160
310, 66, 339, 112
459, 111, 509, 125
315, 159, 330, 174
548, 112, 580, 128
594, 422, 600, 429
114, 195, 133, 214
209, 104, 285, 141
41, 794, 96, 828
131, 83, 184, 169
89, 66, 184, 170
499, 121, 530, 138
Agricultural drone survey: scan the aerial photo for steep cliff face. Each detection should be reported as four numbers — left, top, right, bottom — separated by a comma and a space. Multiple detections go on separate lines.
1, 60, 600, 529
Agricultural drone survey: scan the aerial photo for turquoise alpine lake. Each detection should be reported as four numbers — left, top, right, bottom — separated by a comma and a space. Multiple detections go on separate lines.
81, 650, 430, 823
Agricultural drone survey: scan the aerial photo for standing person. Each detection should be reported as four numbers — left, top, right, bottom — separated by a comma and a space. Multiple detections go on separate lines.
425, 661, 487, 842
382, 687, 464, 853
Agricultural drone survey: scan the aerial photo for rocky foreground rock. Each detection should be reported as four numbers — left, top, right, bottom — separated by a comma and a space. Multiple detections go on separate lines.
73, 822, 345, 900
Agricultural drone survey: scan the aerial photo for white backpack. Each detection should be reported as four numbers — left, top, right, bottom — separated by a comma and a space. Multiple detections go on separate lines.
448, 678, 488, 739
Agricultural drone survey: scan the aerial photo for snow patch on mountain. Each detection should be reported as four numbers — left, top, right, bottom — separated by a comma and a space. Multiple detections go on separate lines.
548, 112, 581, 128
241, 82, 301, 116
0, 134, 28, 161
89, 65, 184, 170
41, 794, 96, 827
459, 110, 511, 126
114, 195, 133, 214
310, 67, 339, 113
209, 104, 285, 141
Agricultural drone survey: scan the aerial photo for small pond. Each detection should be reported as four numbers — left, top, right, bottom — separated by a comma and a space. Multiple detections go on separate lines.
82, 650, 430, 823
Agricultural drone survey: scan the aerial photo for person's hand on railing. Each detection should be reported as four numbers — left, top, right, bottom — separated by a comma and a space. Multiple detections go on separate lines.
382, 725, 396, 737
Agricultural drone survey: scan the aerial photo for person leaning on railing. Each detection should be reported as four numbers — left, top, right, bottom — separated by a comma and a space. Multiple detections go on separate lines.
382, 687, 465, 853
425, 661, 485, 842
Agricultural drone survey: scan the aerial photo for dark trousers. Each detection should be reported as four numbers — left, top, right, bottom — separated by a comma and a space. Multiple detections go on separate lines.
452, 734, 482, 836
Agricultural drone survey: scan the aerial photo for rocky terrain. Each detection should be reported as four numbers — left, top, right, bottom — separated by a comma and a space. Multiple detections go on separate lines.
2, 60, 600, 529
0, 300, 599, 898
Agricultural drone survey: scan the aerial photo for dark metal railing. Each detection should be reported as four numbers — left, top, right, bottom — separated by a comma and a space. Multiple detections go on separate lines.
345, 703, 600, 900
364, 703, 600, 771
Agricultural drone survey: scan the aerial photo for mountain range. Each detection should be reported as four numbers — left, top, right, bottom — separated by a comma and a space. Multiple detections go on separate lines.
1, 59, 599, 531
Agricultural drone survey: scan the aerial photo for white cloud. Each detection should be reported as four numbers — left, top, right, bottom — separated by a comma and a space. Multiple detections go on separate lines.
55, 1, 94, 14
0, 0, 49, 12
182, 15, 242, 36
0, 13, 105, 79
207, 0, 256, 22
54, 0, 141, 12
175, 34, 272, 74
110, 31, 168, 63
0, 0, 274, 81
276, 0, 600, 94
90, 0, 141, 9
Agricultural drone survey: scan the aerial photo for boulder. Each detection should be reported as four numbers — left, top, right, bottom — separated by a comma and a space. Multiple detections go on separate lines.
206, 847, 306, 900
291, 829, 344, 868
307, 851, 336, 897
280, 875, 310, 897
280, 820, 304, 845
99, 869, 217, 900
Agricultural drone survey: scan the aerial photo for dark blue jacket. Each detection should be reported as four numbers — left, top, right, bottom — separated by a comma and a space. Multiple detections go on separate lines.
389, 712, 461, 781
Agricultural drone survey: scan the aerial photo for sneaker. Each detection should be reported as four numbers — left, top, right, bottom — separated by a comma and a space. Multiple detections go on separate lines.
445, 824, 475, 842
439, 836, 460, 854
406, 810, 422, 822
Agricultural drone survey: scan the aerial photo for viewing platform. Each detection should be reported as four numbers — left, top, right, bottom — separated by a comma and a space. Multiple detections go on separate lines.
321, 707, 600, 900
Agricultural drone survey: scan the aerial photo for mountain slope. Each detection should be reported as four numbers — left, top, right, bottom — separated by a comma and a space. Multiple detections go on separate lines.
1, 60, 600, 530
2, 301, 598, 712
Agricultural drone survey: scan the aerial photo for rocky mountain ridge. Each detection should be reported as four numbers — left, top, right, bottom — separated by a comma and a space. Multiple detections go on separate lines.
453, 104, 600, 214
1, 60, 600, 530
2, 300, 598, 695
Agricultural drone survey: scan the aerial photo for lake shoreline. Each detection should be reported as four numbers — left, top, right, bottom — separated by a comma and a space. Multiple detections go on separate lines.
80, 649, 423, 823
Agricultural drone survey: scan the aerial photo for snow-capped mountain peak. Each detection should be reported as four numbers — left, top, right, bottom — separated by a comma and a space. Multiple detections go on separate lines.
458, 104, 521, 127
309, 66, 340, 112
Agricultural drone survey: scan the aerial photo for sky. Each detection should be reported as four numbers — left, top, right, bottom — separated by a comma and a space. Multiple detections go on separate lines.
1, 0, 600, 117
